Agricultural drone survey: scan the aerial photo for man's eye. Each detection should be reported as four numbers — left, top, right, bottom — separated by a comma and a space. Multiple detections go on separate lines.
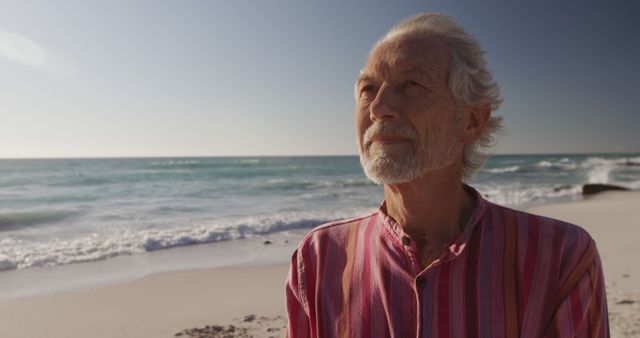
360, 84, 377, 96
405, 80, 422, 88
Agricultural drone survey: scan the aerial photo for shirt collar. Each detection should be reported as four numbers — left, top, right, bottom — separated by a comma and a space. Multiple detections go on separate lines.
377, 184, 487, 257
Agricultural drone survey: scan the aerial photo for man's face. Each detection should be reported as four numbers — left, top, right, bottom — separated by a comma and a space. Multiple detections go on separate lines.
355, 34, 462, 184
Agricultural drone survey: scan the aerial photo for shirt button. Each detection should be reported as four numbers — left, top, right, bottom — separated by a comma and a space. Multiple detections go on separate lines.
402, 236, 411, 246
416, 276, 426, 288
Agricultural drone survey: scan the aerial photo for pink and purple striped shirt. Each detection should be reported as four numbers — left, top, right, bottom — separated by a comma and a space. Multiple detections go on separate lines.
285, 186, 609, 337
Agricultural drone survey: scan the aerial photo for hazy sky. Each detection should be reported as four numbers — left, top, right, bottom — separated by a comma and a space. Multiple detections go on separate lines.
1, 0, 639, 158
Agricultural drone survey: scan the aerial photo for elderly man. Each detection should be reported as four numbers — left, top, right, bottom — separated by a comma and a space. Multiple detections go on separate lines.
285, 13, 609, 338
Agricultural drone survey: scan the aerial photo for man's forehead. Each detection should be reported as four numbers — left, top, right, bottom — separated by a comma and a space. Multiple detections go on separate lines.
362, 35, 450, 81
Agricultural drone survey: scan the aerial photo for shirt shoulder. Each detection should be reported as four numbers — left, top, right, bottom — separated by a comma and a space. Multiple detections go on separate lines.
484, 200, 597, 280
486, 200, 594, 240
296, 211, 378, 251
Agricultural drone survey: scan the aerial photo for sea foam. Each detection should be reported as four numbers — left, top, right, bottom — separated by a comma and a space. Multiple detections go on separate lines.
0, 208, 370, 271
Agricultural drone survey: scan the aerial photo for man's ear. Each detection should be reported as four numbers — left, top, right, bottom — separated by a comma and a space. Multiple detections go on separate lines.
460, 103, 491, 145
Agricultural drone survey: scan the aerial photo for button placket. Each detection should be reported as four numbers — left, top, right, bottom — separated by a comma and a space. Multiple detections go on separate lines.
414, 270, 436, 338
399, 235, 423, 275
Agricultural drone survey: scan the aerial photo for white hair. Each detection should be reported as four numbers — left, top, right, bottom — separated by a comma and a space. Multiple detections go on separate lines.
374, 13, 506, 182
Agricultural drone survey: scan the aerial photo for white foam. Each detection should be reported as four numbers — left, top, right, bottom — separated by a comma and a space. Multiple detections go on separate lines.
578, 155, 640, 186
315, 179, 375, 188
150, 160, 200, 166
535, 158, 578, 170
587, 165, 613, 184
484, 165, 520, 174
583, 156, 626, 184
266, 178, 289, 184
0, 208, 372, 272
583, 156, 640, 167
536, 160, 553, 167
476, 184, 583, 209
233, 159, 261, 164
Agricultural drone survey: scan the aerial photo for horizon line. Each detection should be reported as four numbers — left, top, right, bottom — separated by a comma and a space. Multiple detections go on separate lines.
1, 150, 639, 161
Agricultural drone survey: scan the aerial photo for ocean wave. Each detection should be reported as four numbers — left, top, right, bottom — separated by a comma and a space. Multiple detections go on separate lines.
148, 159, 246, 171
582, 156, 640, 184
483, 165, 520, 174
476, 184, 583, 208
582, 156, 640, 167
264, 178, 374, 190
150, 160, 201, 166
263, 179, 315, 191
0, 210, 78, 231
0, 209, 370, 271
536, 160, 553, 167
535, 158, 578, 170
587, 165, 613, 184
317, 179, 376, 188
300, 191, 344, 199
232, 159, 261, 164
266, 178, 288, 184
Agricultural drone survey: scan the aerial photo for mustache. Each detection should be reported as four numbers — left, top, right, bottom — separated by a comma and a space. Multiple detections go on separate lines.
363, 122, 418, 146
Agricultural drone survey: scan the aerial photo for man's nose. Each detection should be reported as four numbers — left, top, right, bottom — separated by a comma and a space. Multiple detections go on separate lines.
369, 83, 400, 121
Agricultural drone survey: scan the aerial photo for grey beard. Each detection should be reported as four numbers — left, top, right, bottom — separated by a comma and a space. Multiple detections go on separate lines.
359, 140, 460, 185
358, 117, 461, 185
360, 147, 427, 184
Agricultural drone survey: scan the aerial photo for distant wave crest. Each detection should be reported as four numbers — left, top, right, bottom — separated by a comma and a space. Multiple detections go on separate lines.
264, 178, 375, 190
535, 158, 578, 170
583, 156, 640, 185
484, 165, 520, 174
477, 183, 584, 208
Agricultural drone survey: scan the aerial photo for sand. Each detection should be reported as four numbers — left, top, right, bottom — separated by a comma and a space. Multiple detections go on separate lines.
0, 191, 638, 337
0, 264, 290, 338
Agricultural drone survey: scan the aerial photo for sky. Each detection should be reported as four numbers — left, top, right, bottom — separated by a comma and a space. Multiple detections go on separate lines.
1, 0, 639, 158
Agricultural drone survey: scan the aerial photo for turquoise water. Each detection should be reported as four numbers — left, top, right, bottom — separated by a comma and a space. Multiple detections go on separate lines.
1, 154, 639, 271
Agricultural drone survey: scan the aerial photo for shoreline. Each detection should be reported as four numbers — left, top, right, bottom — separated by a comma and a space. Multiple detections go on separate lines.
0, 228, 306, 301
0, 190, 638, 337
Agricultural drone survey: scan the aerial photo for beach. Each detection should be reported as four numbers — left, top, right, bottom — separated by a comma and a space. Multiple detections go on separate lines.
0, 190, 637, 337
0, 264, 290, 338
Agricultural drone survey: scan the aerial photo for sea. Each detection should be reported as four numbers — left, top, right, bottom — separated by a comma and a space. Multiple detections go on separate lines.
1, 154, 639, 275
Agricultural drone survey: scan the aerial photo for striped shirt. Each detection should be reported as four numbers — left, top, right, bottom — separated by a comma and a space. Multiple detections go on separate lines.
285, 185, 609, 337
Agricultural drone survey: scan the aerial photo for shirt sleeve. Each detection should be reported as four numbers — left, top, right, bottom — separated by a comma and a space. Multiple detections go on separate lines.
543, 243, 610, 337
285, 248, 312, 338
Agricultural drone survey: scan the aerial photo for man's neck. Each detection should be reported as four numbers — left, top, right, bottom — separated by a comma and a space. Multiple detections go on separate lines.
383, 166, 475, 257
